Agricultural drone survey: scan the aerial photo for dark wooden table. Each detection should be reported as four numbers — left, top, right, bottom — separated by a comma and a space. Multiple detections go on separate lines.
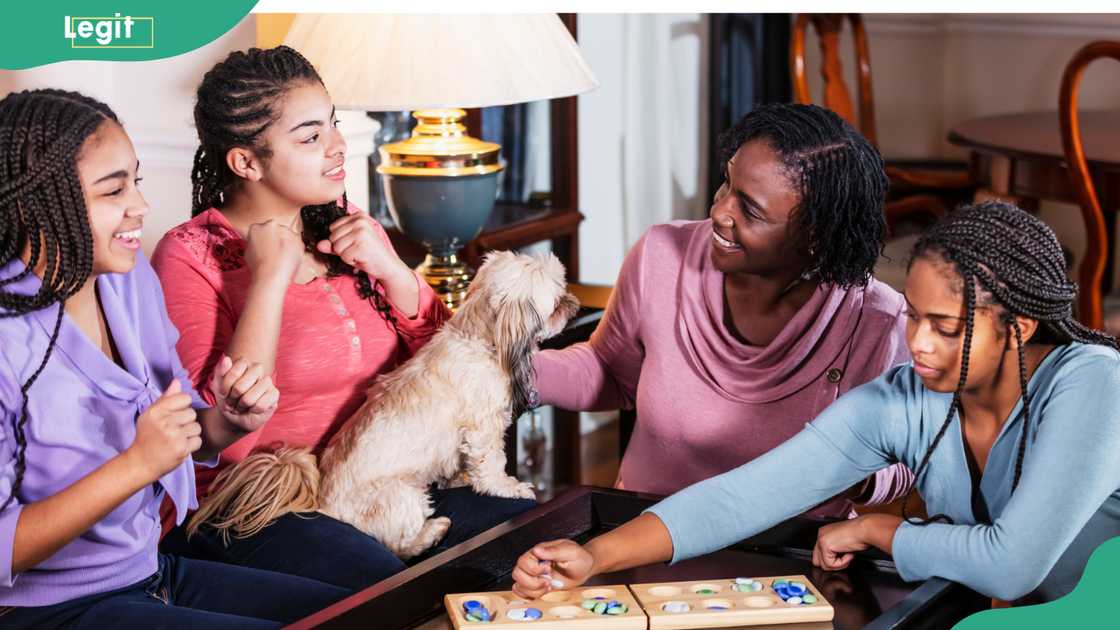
948, 110, 1120, 291
287, 487, 987, 629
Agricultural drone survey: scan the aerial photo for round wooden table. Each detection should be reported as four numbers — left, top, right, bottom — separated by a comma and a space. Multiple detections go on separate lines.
948, 110, 1120, 291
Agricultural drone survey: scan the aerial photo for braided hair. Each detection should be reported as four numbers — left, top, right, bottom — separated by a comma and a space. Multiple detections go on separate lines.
192, 45, 398, 331
717, 103, 889, 288
901, 200, 1118, 524
0, 89, 119, 510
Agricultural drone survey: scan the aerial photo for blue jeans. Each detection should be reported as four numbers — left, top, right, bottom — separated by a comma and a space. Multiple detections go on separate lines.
161, 485, 535, 590
0, 554, 346, 629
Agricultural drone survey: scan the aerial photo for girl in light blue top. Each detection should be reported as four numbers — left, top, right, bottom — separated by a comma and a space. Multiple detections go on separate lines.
511, 201, 1120, 605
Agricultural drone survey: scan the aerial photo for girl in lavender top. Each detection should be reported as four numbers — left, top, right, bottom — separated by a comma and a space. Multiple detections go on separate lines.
0, 90, 345, 628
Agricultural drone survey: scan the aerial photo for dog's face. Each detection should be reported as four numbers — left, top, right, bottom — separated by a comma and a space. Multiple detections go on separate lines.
467, 250, 580, 343
455, 251, 580, 415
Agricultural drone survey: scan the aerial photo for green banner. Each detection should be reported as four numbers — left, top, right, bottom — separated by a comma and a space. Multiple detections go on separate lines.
955, 535, 1120, 628
1, 1, 258, 70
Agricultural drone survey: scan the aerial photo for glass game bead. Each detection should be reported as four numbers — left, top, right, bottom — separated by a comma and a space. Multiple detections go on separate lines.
662, 601, 691, 613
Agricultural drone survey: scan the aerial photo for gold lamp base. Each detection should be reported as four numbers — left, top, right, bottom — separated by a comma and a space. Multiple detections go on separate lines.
416, 253, 473, 311
377, 109, 503, 313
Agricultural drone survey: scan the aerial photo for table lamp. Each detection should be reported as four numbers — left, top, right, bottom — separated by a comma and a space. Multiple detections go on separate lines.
284, 14, 598, 309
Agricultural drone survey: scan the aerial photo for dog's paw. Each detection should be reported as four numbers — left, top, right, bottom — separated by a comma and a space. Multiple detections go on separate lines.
482, 478, 536, 500
437, 472, 471, 489
428, 516, 452, 541
396, 516, 452, 560
511, 481, 537, 499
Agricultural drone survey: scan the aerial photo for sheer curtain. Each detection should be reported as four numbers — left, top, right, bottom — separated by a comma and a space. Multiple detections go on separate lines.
619, 14, 711, 247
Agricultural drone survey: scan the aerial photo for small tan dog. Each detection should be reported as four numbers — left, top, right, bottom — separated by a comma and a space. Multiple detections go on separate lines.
189, 251, 579, 558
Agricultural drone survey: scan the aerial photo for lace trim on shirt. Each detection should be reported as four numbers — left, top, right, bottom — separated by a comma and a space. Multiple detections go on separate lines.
166, 222, 246, 272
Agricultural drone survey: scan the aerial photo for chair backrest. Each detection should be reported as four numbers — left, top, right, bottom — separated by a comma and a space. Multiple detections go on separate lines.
1059, 40, 1120, 331
791, 14, 877, 144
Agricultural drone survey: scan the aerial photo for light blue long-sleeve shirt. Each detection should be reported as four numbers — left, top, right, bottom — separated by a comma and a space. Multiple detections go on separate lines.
647, 342, 1120, 603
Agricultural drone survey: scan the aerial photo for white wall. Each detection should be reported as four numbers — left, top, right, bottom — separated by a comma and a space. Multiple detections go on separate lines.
577, 14, 709, 286
0, 15, 377, 254
577, 14, 629, 286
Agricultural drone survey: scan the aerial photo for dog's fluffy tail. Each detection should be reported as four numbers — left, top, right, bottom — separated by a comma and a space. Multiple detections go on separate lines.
186, 447, 321, 544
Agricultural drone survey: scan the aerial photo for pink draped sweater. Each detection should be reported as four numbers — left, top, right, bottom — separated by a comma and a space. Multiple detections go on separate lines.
534, 220, 914, 518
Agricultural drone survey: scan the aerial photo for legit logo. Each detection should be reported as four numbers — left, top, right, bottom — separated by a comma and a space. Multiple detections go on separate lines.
64, 14, 154, 48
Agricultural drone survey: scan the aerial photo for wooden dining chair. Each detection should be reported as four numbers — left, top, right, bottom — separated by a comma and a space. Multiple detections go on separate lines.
791, 14, 974, 233
1059, 40, 1120, 331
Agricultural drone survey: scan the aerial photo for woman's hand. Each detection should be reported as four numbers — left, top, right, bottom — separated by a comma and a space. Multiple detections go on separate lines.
244, 219, 304, 285
316, 207, 410, 282
125, 379, 200, 483
207, 355, 279, 434
512, 540, 596, 599
813, 517, 869, 571
813, 513, 901, 571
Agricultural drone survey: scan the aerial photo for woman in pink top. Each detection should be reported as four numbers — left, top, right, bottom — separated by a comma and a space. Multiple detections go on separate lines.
535, 104, 913, 518
152, 47, 534, 591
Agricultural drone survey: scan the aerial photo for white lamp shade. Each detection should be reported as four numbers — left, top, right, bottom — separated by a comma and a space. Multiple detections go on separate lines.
283, 14, 599, 110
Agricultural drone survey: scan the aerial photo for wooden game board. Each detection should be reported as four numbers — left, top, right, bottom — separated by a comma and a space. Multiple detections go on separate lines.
444, 585, 646, 629
445, 576, 833, 629
631, 576, 834, 629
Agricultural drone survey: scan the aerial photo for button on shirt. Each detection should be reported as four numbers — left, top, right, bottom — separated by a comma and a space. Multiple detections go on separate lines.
0, 253, 208, 607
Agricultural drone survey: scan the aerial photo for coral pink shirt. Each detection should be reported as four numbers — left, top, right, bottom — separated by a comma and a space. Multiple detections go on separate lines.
152, 208, 450, 502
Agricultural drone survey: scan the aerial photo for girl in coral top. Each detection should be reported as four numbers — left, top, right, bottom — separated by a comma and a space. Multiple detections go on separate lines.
153, 46, 534, 591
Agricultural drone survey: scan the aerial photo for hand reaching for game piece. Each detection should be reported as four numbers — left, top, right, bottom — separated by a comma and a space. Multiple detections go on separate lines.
511, 539, 595, 599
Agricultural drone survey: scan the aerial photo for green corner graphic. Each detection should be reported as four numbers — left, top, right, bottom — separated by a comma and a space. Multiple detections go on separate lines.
955, 535, 1120, 628
2, 1, 258, 70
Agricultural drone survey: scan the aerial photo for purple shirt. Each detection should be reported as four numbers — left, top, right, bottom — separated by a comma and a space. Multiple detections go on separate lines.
0, 253, 207, 607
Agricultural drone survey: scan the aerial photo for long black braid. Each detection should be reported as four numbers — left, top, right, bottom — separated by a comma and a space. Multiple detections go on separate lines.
901, 200, 1118, 525
0, 89, 119, 510
717, 103, 889, 288
192, 46, 399, 331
